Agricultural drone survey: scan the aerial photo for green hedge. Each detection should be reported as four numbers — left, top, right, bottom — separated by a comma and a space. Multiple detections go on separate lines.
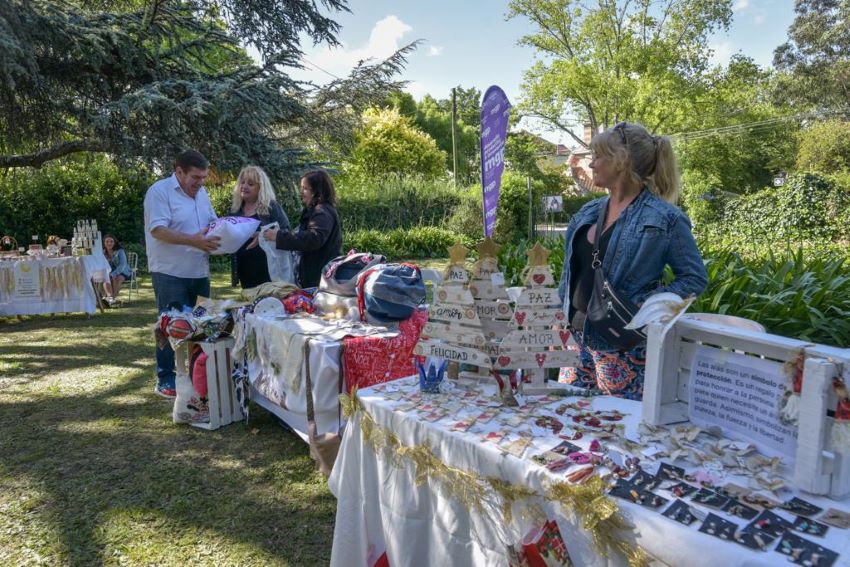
335, 175, 462, 232
0, 156, 153, 251
344, 226, 474, 260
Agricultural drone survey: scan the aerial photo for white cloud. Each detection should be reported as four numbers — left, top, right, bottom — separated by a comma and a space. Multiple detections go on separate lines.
403, 81, 429, 100
428, 45, 444, 57
303, 15, 413, 78
732, 0, 750, 11
708, 41, 735, 67
754, 12, 766, 25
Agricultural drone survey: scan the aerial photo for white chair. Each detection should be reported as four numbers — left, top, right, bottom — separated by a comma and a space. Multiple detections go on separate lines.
682, 312, 766, 333
126, 251, 140, 300
419, 268, 443, 305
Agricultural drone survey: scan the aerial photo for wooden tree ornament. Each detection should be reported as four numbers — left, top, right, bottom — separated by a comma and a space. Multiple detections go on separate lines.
496, 243, 580, 394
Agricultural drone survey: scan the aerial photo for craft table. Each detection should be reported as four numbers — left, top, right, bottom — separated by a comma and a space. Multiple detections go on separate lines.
242, 311, 426, 440
0, 255, 111, 316
328, 376, 850, 567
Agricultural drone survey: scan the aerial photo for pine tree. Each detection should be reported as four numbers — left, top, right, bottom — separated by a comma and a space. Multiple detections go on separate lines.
0, 0, 413, 185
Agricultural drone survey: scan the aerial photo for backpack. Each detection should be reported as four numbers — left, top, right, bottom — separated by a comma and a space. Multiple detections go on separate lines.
318, 252, 386, 297
356, 263, 426, 323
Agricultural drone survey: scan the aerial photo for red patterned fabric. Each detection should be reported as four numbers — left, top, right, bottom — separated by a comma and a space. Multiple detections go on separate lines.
342, 308, 428, 393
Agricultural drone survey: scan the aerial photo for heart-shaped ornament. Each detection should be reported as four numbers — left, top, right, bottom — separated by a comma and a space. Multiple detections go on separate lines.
559, 330, 570, 345
497, 355, 511, 368
535, 353, 546, 367
533, 273, 545, 284
515, 311, 526, 325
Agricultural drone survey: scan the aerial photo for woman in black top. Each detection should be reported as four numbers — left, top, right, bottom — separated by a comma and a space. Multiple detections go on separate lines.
262, 170, 342, 288
230, 165, 290, 289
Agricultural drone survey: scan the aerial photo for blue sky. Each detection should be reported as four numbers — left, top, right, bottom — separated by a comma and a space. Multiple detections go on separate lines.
290, 0, 796, 143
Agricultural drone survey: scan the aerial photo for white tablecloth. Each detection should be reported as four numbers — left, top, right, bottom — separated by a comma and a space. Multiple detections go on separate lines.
329, 377, 850, 567
246, 314, 345, 439
0, 255, 110, 316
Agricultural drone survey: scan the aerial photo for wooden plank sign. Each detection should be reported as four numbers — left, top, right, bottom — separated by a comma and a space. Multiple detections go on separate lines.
515, 288, 561, 307
430, 303, 481, 326
492, 350, 579, 369
525, 269, 555, 287
511, 307, 567, 327
475, 300, 513, 320
414, 340, 492, 368
469, 280, 508, 300
472, 258, 499, 278
502, 329, 570, 349
436, 286, 475, 305
424, 322, 486, 347
481, 318, 511, 340
444, 266, 469, 284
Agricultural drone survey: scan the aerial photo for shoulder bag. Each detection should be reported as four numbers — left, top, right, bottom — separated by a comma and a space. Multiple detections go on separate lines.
585, 200, 647, 350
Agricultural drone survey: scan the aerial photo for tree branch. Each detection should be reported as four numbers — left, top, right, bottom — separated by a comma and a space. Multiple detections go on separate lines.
0, 140, 108, 169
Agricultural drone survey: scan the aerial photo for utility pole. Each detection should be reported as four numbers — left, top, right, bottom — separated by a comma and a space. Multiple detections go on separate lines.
451, 87, 458, 186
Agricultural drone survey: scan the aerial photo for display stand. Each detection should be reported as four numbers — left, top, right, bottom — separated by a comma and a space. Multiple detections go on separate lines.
175, 338, 244, 431
642, 317, 850, 499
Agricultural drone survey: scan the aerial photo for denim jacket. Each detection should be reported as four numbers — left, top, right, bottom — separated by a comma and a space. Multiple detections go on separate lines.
558, 188, 708, 318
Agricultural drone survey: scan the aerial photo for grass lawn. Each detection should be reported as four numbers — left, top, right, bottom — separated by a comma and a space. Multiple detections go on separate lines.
0, 271, 334, 566
0, 258, 447, 566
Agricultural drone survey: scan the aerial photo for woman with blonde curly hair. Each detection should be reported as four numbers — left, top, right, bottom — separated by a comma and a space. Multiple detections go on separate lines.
230, 165, 290, 288
558, 121, 707, 400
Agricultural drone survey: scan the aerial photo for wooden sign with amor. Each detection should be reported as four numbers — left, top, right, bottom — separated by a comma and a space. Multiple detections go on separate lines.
501, 329, 570, 349
430, 302, 481, 326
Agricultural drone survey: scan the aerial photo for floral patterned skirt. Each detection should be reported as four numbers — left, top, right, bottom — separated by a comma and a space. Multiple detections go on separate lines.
559, 326, 647, 401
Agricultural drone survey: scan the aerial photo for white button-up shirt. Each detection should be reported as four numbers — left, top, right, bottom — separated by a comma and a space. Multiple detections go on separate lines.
144, 174, 218, 278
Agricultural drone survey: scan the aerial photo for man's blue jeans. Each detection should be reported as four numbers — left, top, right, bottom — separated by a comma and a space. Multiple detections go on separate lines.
151, 272, 210, 388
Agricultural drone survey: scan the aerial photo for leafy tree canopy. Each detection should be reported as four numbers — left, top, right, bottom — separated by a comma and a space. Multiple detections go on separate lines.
383, 87, 482, 184
347, 107, 447, 180
796, 119, 850, 173
773, 0, 850, 114
0, 0, 412, 185
507, 0, 733, 145
676, 55, 799, 195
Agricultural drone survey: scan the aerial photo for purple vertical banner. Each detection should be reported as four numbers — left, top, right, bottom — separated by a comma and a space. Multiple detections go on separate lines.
480, 86, 511, 237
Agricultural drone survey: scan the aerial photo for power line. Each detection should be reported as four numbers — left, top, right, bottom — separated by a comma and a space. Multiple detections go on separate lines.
669, 110, 836, 141
300, 57, 341, 80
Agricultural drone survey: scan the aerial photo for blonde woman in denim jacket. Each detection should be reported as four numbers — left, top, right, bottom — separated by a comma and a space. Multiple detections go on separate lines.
558, 122, 707, 400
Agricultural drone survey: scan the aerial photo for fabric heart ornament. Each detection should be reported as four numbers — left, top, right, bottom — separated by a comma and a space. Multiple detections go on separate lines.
515, 311, 527, 325
535, 353, 546, 367
497, 355, 511, 367
533, 274, 545, 284
559, 330, 570, 345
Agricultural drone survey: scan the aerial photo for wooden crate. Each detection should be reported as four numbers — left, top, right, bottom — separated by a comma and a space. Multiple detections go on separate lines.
188, 338, 244, 431
642, 318, 850, 499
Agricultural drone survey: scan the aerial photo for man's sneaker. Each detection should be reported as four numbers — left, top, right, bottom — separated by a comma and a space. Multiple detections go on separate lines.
154, 383, 176, 399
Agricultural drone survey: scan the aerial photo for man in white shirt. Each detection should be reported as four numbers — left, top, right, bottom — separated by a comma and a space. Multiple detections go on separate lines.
144, 149, 220, 398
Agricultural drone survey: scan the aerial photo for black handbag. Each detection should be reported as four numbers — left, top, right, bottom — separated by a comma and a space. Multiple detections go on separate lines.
585, 200, 647, 350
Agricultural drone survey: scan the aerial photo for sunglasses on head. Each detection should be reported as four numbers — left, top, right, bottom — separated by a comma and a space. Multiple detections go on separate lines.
614, 121, 628, 146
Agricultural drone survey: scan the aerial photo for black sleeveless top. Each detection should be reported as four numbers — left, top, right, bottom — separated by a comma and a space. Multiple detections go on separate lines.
569, 221, 615, 331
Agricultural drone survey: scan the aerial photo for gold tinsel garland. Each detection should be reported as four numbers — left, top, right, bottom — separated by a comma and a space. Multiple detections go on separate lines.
340, 389, 649, 567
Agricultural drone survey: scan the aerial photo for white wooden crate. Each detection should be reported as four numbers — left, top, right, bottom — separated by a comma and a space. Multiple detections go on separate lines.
188, 338, 244, 431
642, 318, 850, 499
